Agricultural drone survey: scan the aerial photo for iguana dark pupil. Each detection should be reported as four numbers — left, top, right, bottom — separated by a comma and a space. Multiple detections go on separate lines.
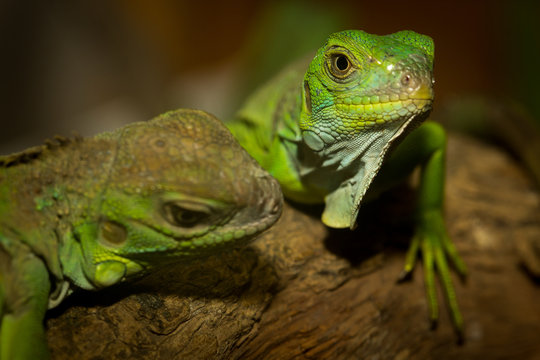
168, 204, 207, 227
336, 55, 349, 71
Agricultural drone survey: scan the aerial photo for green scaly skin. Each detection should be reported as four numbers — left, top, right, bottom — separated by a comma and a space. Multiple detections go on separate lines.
228, 30, 467, 337
0, 109, 282, 360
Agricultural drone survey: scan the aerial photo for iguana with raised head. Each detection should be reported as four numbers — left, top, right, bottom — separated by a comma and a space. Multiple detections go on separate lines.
228, 30, 467, 336
0, 109, 283, 359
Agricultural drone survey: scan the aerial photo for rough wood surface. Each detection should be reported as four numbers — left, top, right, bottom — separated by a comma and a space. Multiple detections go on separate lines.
46, 134, 540, 359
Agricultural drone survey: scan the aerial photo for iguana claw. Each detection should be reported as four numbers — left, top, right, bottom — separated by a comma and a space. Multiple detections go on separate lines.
400, 210, 467, 338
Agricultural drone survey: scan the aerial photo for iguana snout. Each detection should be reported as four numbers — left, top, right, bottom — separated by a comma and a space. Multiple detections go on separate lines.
231, 169, 283, 236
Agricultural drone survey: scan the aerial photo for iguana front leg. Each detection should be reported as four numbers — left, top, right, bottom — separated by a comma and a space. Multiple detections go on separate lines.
374, 121, 467, 336
0, 240, 51, 360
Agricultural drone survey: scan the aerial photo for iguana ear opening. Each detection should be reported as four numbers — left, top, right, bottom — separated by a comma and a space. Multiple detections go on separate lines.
99, 220, 128, 247
303, 80, 312, 114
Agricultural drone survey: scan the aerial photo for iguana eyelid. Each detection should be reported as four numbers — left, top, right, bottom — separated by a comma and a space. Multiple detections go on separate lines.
157, 193, 231, 214
161, 201, 212, 228
162, 200, 214, 215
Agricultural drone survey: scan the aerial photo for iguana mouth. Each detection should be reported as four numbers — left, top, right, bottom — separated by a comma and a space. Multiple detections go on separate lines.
333, 79, 433, 131
334, 99, 432, 130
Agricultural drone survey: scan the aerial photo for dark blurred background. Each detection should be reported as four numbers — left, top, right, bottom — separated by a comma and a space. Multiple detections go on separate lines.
1, 0, 538, 153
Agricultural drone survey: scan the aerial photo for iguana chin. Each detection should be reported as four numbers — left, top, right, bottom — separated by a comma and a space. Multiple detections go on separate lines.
228, 30, 467, 336
0, 109, 282, 360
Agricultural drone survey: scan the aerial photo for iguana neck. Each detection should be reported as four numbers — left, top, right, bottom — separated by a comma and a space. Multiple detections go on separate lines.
0, 137, 116, 286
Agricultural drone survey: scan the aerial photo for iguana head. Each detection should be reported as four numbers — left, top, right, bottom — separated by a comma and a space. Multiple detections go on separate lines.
63, 109, 282, 291
298, 30, 434, 228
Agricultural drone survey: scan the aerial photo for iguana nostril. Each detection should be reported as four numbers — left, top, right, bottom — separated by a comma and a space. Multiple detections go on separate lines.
254, 175, 283, 216
401, 74, 411, 86
270, 201, 280, 215
401, 73, 419, 91
266, 179, 283, 216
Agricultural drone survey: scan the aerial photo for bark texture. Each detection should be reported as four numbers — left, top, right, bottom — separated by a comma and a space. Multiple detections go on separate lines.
46, 134, 540, 360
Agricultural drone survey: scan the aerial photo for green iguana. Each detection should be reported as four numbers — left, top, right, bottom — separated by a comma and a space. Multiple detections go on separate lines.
0, 109, 283, 360
228, 30, 467, 336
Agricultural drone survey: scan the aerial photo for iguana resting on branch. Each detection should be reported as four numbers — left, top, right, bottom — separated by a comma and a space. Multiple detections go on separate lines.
228, 30, 467, 336
0, 109, 282, 359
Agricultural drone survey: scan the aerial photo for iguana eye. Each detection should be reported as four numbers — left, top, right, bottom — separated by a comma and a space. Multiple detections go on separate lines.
330, 54, 352, 78
162, 202, 210, 228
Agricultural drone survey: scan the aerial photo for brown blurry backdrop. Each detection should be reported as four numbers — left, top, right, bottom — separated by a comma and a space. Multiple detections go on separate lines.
0, 1, 537, 153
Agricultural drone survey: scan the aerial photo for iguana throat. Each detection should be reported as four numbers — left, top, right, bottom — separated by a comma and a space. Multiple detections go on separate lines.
298, 104, 431, 229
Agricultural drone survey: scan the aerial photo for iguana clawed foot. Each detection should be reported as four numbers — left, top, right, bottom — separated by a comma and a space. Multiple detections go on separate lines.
398, 209, 467, 339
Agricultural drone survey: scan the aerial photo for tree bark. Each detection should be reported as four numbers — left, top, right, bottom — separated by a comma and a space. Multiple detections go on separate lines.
46, 134, 540, 359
